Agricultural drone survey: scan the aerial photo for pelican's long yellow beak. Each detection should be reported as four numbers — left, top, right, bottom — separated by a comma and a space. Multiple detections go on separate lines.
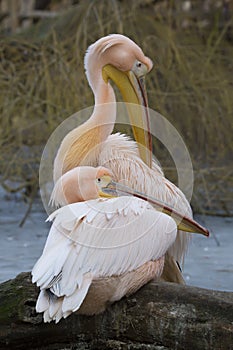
101, 180, 209, 237
102, 64, 152, 168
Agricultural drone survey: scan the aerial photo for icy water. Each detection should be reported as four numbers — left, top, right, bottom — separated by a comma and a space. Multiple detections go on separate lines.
0, 190, 232, 291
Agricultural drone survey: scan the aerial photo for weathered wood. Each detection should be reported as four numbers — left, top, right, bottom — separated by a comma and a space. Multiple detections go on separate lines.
0, 272, 233, 350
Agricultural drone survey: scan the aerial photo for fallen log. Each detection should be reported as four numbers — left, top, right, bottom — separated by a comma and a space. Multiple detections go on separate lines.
0, 272, 232, 350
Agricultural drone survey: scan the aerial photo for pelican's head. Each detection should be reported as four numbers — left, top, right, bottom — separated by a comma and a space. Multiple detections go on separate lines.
50, 166, 113, 207
85, 34, 153, 167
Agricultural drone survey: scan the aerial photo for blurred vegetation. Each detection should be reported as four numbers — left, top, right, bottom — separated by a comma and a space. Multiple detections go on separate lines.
0, 0, 232, 215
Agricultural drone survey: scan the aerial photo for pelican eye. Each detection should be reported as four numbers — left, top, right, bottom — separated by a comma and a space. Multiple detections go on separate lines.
96, 174, 112, 188
132, 60, 148, 78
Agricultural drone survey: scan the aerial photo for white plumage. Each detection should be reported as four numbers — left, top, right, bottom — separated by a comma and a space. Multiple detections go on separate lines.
83, 133, 192, 262
32, 196, 177, 323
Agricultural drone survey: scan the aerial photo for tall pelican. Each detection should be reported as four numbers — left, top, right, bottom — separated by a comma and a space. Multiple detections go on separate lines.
52, 34, 196, 283
33, 166, 208, 322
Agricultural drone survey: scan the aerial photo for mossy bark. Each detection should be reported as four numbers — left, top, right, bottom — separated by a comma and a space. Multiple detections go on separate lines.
0, 272, 233, 350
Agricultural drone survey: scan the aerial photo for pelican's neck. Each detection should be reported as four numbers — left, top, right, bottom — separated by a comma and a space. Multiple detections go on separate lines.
88, 79, 116, 137
53, 75, 116, 183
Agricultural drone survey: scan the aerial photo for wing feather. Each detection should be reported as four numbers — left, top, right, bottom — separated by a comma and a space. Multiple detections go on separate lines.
32, 196, 177, 322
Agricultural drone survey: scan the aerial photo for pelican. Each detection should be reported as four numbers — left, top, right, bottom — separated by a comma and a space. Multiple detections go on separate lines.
32, 166, 208, 322
52, 34, 195, 284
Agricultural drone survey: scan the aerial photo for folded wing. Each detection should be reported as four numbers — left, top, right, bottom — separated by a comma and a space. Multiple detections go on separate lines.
32, 196, 177, 322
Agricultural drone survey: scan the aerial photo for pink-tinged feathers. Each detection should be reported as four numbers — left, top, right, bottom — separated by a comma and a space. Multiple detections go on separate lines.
50, 166, 112, 207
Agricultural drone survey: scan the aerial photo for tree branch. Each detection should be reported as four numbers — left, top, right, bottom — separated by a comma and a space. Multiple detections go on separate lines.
0, 272, 232, 350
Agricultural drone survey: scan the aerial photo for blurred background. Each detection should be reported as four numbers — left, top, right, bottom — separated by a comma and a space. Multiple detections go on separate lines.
0, 0, 232, 289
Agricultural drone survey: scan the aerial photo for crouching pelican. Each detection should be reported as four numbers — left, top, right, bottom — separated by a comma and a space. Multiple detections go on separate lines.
33, 166, 208, 323
52, 34, 196, 283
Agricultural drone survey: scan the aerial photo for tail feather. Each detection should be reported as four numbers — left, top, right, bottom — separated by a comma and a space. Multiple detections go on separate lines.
48, 296, 62, 320
43, 309, 51, 323
36, 290, 49, 313
55, 308, 63, 324
35, 273, 93, 323
62, 273, 92, 314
